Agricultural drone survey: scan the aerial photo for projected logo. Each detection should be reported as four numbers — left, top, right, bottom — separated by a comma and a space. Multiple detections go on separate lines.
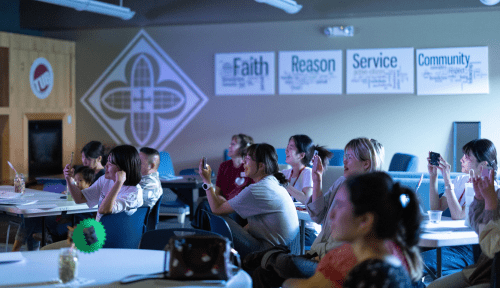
81, 30, 208, 149
30, 58, 54, 99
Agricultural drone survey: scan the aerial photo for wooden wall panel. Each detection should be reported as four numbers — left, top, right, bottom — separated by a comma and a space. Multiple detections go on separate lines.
0, 32, 10, 48
2, 33, 75, 181
0, 48, 8, 107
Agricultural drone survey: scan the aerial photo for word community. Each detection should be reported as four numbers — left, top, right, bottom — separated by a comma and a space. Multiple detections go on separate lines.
418, 52, 471, 68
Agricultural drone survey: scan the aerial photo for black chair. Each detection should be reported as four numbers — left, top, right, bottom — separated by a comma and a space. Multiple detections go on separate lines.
139, 228, 222, 250
492, 252, 500, 288
146, 195, 163, 231
100, 207, 149, 249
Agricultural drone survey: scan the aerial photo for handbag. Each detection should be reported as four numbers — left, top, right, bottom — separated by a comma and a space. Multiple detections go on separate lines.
165, 234, 241, 281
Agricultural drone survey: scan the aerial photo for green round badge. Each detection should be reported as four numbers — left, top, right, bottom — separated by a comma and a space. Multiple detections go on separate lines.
73, 218, 106, 253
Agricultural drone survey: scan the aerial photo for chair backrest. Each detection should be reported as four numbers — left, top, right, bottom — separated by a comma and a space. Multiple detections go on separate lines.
100, 207, 150, 249
389, 153, 419, 172
146, 195, 163, 231
205, 211, 234, 245
393, 178, 445, 212
43, 183, 67, 193
139, 228, 222, 250
158, 151, 175, 177
322, 166, 345, 193
328, 149, 344, 166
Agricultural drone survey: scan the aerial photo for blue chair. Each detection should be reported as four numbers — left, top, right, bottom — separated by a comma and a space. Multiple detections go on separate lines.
328, 149, 344, 166
205, 211, 234, 247
388, 153, 419, 172
43, 183, 66, 193
100, 207, 150, 249
146, 195, 163, 231
139, 228, 222, 250
158, 151, 175, 177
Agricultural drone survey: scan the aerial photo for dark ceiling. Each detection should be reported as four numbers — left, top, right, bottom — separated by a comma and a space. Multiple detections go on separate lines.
20, 0, 500, 31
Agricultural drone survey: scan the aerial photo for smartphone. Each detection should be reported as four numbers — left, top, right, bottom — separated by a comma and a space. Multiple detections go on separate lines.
481, 166, 491, 178
202, 157, 207, 169
69, 152, 74, 167
312, 150, 319, 170
429, 152, 440, 166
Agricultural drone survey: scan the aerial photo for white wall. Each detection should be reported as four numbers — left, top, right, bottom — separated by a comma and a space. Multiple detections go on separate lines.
46, 10, 500, 174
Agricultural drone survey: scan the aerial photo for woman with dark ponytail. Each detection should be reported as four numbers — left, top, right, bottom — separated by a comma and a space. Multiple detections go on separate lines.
199, 143, 299, 259
283, 172, 422, 288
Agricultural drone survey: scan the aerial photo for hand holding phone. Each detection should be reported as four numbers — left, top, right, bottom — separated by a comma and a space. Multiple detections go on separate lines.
202, 157, 207, 169
312, 150, 319, 170
429, 152, 440, 166
481, 166, 491, 178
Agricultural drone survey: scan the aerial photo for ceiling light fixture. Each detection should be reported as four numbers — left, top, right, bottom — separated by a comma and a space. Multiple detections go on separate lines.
324, 26, 354, 37
254, 0, 302, 14
480, 0, 500, 5
35, 0, 135, 20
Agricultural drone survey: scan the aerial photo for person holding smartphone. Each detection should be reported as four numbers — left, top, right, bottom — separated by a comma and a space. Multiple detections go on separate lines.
424, 139, 498, 279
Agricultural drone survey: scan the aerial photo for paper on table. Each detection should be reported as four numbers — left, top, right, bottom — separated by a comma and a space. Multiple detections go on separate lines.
0, 191, 22, 199
0, 252, 25, 264
0, 199, 38, 205
159, 175, 183, 181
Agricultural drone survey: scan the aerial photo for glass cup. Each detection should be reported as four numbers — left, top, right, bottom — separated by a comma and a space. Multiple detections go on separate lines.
59, 248, 78, 283
14, 173, 25, 194
428, 210, 443, 224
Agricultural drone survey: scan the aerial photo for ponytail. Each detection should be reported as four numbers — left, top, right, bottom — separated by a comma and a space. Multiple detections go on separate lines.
273, 172, 289, 187
391, 183, 423, 281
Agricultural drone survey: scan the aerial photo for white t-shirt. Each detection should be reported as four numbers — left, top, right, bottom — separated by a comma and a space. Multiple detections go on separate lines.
281, 167, 320, 233
281, 167, 313, 194
82, 175, 143, 221
228, 175, 299, 247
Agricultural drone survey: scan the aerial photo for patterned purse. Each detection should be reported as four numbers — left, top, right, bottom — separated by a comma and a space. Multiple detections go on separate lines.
165, 234, 240, 281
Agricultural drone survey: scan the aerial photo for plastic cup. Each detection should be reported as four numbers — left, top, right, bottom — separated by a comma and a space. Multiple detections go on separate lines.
428, 210, 443, 224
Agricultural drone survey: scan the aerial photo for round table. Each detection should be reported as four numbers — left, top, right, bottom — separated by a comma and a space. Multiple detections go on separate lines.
0, 248, 251, 287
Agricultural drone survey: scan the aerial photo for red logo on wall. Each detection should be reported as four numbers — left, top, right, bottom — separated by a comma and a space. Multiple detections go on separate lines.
30, 58, 54, 99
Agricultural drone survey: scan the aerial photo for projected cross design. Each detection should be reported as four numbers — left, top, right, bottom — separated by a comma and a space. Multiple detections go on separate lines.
100, 53, 186, 146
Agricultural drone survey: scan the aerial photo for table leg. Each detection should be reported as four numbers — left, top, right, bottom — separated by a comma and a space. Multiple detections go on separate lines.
437, 247, 442, 278
41, 217, 46, 247
300, 219, 305, 255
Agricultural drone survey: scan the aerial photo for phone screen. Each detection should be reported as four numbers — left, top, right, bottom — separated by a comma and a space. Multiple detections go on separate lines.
203, 157, 207, 169
481, 167, 490, 178
430, 152, 440, 166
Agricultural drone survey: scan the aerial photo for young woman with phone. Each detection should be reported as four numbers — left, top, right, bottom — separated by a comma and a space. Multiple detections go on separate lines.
424, 138, 498, 279
191, 134, 254, 231
11, 141, 106, 252
281, 135, 332, 248
428, 167, 500, 287
199, 143, 299, 259
247, 138, 387, 288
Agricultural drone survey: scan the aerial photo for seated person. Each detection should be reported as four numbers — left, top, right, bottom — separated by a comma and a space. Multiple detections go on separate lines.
42, 145, 143, 250
139, 147, 162, 208
191, 133, 254, 230
246, 138, 384, 288
199, 143, 299, 259
428, 168, 500, 288
283, 172, 422, 288
423, 139, 498, 278
282, 134, 332, 247
11, 140, 106, 252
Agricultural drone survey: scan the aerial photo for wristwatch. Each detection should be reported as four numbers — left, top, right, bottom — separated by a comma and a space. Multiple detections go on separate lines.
202, 183, 214, 190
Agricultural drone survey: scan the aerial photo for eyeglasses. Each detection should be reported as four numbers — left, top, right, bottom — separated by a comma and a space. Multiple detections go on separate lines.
343, 154, 356, 161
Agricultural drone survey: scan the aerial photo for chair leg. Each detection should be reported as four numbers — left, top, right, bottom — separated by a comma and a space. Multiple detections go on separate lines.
6, 224, 10, 252
177, 213, 186, 228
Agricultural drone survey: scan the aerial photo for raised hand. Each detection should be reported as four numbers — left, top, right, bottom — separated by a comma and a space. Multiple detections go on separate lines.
472, 168, 497, 209
198, 158, 212, 184
63, 164, 74, 180
115, 171, 127, 184
436, 156, 452, 184
312, 155, 324, 184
